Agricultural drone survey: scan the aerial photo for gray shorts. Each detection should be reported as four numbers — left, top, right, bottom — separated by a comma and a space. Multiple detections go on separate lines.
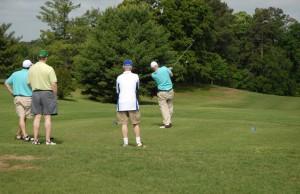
31, 91, 58, 115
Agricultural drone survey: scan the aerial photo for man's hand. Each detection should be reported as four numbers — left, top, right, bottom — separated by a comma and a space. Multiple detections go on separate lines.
51, 82, 58, 99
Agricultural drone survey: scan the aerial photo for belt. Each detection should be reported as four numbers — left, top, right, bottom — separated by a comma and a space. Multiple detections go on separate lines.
158, 88, 173, 92
33, 90, 52, 92
14, 95, 31, 97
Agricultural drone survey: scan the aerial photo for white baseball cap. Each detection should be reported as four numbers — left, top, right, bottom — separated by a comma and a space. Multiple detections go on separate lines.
150, 61, 158, 68
22, 60, 33, 68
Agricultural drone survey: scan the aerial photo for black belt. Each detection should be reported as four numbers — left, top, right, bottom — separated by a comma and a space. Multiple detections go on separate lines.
14, 95, 31, 97
33, 90, 52, 92
158, 88, 173, 92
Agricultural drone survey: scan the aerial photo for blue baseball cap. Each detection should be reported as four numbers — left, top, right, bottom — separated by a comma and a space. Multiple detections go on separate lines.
123, 59, 133, 66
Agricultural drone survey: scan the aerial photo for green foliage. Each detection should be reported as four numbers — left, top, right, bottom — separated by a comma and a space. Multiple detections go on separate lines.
261, 47, 295, 95
282, 21, 300, 95
75, 4, 172, 102
0, 23, 27, 78
153, 0, 227, 84
55, 66, 76, 99
236, 7, 299, 95
205, 0, 238, 64
207, 53, 229, 85
36, 0, 86, 98
37, 0, 80, 40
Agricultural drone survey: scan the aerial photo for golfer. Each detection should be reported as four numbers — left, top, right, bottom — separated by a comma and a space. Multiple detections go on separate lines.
116, 59, 143, 147
4, 60, 33, 141
150, 61, 174, 128
27, 50, 58, 145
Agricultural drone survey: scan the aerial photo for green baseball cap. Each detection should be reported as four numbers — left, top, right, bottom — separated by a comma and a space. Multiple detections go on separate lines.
37, 50, 48, 58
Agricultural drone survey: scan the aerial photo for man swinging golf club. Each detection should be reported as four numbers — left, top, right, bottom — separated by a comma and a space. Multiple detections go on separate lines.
150, 40, 193, 128
150, 61, 174, 128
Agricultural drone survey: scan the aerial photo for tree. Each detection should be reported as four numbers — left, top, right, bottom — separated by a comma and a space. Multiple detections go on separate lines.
282, 21, 300, 95
37, 0, 80, 41
153, 0, 216, 84
0, 23, 26, 78
205, 0, 238, 64
231, 11, 253, 66
237, 7, 297, 95
37, 0, 82, 98
75, 3, 172, 102
255, 47, 294, 95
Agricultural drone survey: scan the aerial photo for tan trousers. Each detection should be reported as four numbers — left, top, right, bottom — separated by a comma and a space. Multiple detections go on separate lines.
157, 89, 174, 125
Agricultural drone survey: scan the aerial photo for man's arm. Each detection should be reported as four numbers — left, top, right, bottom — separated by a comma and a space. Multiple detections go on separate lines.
4, 82, 13, 96
116, 78, 120, 94
168, 67, 173, 77
51, 82, 58, 98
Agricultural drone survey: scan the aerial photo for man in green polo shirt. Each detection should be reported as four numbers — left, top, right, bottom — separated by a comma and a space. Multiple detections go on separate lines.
27, 50, 58, 145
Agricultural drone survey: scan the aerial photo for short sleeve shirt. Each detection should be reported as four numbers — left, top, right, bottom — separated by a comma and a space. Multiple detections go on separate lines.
151, 66, 173, 90
116, 71, 139, 111
5, 69, 32, 96
27, 62, 57, 91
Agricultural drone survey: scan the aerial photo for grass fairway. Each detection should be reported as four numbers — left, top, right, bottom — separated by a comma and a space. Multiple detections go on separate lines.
0, 84, 299, 193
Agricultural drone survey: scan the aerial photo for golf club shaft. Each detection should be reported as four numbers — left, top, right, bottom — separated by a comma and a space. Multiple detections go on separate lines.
172, 40, 194, 67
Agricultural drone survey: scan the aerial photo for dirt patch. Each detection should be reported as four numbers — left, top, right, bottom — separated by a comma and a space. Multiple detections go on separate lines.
0, 161, 8, 168
0, 155, 40, 160
223, 88, 240, 95
210, 87, 240, 96
0, 155, 42, 171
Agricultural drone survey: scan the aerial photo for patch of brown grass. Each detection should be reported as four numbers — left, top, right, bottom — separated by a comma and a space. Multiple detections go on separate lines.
0, 155, 42, 171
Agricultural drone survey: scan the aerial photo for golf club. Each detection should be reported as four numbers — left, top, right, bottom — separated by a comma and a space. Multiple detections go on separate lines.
172, 40, 194, 67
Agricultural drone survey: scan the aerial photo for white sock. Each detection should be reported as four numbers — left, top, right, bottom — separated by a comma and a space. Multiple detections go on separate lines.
136, 137, 141, 144
123, 138, 128, 145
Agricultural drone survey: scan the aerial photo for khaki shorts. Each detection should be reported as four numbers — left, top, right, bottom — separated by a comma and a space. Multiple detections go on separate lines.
116, 110, 141, 125
14, 96, 33, 118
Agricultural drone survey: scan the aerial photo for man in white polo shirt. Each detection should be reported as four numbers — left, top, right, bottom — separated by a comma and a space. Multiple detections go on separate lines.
116, 59, 143, 147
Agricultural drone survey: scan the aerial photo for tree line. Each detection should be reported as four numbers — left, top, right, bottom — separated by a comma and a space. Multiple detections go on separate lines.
1, 0, 299, 101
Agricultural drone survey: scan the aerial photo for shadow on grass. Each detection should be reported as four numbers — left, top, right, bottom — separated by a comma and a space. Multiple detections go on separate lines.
139, 101, 157, 105
153, 122, 164, 127
59, 98, 77, 102
31, 136, 64, 145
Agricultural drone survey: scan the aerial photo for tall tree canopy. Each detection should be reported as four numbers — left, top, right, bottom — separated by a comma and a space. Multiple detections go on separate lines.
75, 3, 173, 102
37, 0, 80, 41
239, 7, 297, 95
36, 0, 83, 98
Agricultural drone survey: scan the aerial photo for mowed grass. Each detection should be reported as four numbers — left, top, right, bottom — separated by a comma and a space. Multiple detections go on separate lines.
0, 84, 299, 193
